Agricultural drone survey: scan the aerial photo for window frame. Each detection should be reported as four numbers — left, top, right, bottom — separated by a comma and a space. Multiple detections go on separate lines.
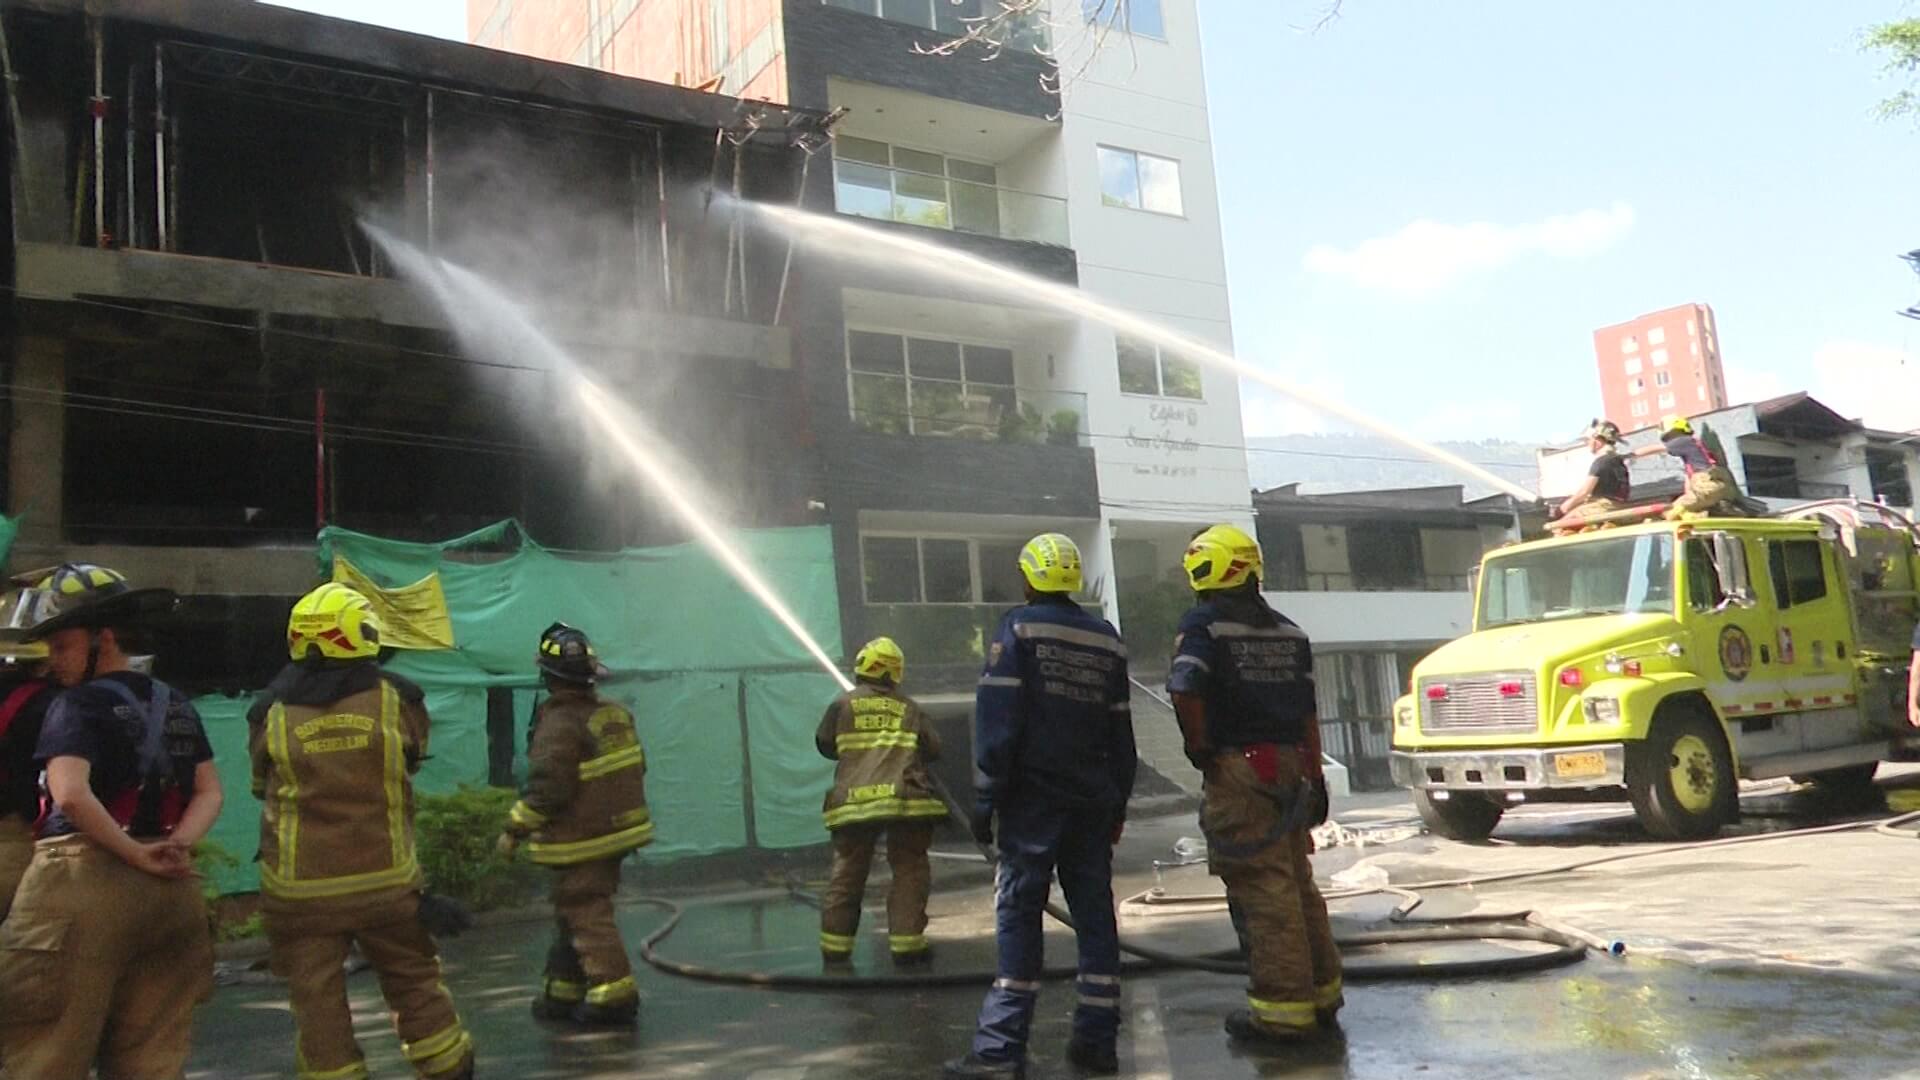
844, 325, 1024, 436
1113, 332, 1203, 401
1081, 0, 1166, 39
831, 135, 1003, 236
1766, 539, 1831, 610
1096, 144, 1186, 217
859, 532, 1029, 606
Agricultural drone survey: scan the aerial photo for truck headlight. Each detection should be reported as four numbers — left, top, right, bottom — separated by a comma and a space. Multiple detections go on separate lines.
1581, 697, 1621, 724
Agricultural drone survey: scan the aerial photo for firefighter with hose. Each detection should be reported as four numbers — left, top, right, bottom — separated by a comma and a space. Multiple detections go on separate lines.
1626, 414, 1741, 520
1167, 525, 1343, 1047
815, 636, 946, 967
1550, 420, 1632, 531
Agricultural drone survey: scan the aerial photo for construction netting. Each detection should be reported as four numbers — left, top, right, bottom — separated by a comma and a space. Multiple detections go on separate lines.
194, 519, 846, 892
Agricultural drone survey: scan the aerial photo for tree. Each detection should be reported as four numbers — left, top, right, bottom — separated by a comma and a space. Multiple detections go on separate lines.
1864, 18, 1920, 120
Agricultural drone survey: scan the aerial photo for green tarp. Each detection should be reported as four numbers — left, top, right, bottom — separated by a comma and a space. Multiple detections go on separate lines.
197, 520, 845, 893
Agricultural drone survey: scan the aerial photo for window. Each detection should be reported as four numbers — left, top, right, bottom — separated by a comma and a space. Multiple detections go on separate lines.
1648, 327, 1666, 345
1097, 146, 1183, 215
1628, 377, 1644, 394
1348, 523, 1423, 590
833, 136, 1002, 236
1116, 333, 1201, 398
1651, 348, 1669, 366
1624, 357, 1642, 375
1767, 540, 1829, 609
1621, 336, 1639, 354
1654, 371, 1671, 387
847, 329, 1021, 437
1691, 341, 1699, 356
1684, 539, 1728, 611
1744, 454, 1800, 498
1631, 400, 1650, 417
861, 535, 1039, 604
1082, 0, 1165, 38
1687, 319, 1697, 335
1657, 392, 1676, 409
1698, 387, 1707, 401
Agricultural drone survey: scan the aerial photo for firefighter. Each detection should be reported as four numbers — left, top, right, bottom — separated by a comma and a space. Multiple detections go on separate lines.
1167, 525, 1343, 1046
248, 583, 474, 1080
499, 623, 652, 1025
0, 564, 221, 1080
816, 636, 946, 967
945, 534, 1136, 1080
1628, 415, 1741, 519
1551, 420, 1631, 530
0, 576, 60, 920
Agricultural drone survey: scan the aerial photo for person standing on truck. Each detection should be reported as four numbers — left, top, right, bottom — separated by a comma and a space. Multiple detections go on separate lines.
1167, 524, 1343, 1047
1627, 415, 1740, 520
1550, 420, 1631, 530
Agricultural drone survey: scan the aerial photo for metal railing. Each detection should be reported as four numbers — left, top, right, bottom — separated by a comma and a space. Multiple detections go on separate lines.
851, 374, 1088, 445
832, 158, 1070, 246
823, 0, 1051, 52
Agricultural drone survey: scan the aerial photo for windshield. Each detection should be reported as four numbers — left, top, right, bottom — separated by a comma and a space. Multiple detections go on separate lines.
1477, 534, 1676, 629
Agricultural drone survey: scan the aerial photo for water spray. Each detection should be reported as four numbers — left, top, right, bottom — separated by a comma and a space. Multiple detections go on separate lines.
364, 224, 854, 694
736, 201, 1540, 504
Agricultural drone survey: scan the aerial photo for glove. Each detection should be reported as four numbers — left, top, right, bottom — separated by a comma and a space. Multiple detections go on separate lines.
417, 893, 475, 938
969, 803, 994, 849
495, 832, 520, 859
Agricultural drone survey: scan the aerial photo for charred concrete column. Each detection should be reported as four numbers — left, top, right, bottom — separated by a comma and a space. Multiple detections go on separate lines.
8, 335, 65, 544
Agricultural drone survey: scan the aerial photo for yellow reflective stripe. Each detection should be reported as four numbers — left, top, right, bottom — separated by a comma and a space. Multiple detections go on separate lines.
403, 1021, 472, 1075
820, 931, 855, 954
1247, 996, 1317, 1027
1315, 978, 1344, 1008
544, 978, 585, 1003
585, 975, 638, 1005
379, 682, 409, 874
261, 857, 422, 900
835, 730, 919, 753
526, 821, 653, 865
888, 934, 928, 954
612, 806, 652, 828
296, 1057, 370, 1080
823, 797, 949, 829
268, 703, 298, 884
509, 801, 548, 830
579, 743, 644, 780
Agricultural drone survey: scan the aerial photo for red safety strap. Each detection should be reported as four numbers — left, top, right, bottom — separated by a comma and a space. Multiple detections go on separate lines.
0, 681, 43, 745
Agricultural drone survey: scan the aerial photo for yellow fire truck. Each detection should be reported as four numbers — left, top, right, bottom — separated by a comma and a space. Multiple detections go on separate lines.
1390, 501, 1920, 840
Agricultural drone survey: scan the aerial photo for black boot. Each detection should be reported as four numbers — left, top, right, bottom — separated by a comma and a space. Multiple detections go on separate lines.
1224, 1009, 1318, 1047
892, 946, 933, 969
571, 998, 640, 1026
529, 995, 578, 1023
942, 1052, 1025, 1078
1065, 1037, 1119, 1074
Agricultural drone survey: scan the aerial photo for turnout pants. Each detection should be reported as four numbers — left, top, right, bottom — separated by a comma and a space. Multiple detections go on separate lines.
0, 814, 31, 920
820, 821, 934, 958
1201, 750, 1342, 1034
0, 835, 214, 1080
1667, 467, 1737, 518
970, 800, 1122, 1064
264, 890, 473, 1080
542, 857, 637, 1008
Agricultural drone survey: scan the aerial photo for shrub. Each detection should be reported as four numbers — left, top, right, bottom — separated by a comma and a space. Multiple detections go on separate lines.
415, 786, 544, 912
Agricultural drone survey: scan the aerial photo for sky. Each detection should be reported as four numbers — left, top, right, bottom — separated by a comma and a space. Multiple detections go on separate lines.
263, 1, 1920, 443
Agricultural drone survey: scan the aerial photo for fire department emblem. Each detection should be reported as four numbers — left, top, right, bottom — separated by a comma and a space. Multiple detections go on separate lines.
1718, 625, 1754, 683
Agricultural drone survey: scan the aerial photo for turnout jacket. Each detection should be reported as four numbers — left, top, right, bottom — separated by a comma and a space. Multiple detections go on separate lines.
1167, 593, 1316, 749
814, 681, 944, 830
505, 686, 652, 866
974, 596, 1137, 821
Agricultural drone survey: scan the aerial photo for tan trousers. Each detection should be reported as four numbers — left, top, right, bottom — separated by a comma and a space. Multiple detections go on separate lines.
265, 891, 473, 1080
1667, 468, 1737, 518
820, 821, 933, 956
1201, 752, 1343, 1033
0, 815, 31, 921
545, 857, 636, 1006
0, 835, 213, 1080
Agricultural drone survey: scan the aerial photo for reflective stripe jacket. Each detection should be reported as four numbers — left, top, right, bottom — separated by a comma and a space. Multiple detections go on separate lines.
975, 597, 1136, 819
506, 687, 652, 866
814, 682, 944, 830
251, 675, 427, 904
1167, 595, 1316, 748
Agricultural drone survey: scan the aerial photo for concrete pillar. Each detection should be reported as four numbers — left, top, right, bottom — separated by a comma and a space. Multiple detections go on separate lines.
8, 336, 65, 546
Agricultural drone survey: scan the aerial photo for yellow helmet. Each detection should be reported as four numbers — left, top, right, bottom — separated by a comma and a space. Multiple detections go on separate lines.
287, 582, 383, 661
21, 563, 175, 640
853, 636, 905, 684
1018, 533, 1083, 594
1184, 524, 1264, 592
1661, 415, 1693, 437
0, 582, 56, 661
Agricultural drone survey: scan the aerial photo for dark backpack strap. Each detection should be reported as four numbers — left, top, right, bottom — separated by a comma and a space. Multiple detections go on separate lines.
0, 681, 44, 744
94, 678, 175, 781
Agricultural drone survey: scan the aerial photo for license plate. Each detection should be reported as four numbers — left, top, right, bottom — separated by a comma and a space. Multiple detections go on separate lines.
1553, 751, 1607, 779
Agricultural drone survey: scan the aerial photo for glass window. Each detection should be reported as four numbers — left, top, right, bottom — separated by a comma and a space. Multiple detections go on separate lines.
1648, 327, 1666, 345
1137, 152, 1184, 215
835, 135, 890, 165
849, 331, 1026, 437
1651, 348, 1669, 366
933, 0, 982, 34
863, 537, 921, 603
948, 159, 996, 183
921, 539, 973, 602
1161, 355, 1203, 399
1097, 146, 1140, 209
1477, 534, 1675, 628
1631, 400, 1650, 416
1624, 357, 1642, 375
907, 337, 963, 381
1767, 540, 1829, 609
1658, 392, 1676, 408
851, 374, 908, 434
1621, 337, 1639, 354
978, 540, 1026, 604
880, 0, 932, 29
1117, 334, 1160, 394
1099, 146, 1184, 215
1684, 538, 1728, 610
1655, 371, 1671, 387
1082, 0, 1164, 38
849, 330, 905, 373
964, 345, 1015, 386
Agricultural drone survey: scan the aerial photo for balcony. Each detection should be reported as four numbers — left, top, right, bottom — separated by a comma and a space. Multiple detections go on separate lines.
821, 0, 1051, 53
851, 373, 1087, 447
833, 152, 1069, 247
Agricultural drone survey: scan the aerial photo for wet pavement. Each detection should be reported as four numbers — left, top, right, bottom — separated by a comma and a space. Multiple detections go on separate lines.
187, 792, 1920, 1079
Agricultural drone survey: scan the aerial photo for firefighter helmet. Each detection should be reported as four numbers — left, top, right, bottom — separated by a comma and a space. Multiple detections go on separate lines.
287, 582, 383, 662
853, 636, 905, 685
0, 578, 56, 661
21, 563, 176, 640
1018, 533, 1083, 594
1661, 415, 1693, 437
1585, 419, 1622, 446
1184, 524, 1264, 592
538, 622, 609, 683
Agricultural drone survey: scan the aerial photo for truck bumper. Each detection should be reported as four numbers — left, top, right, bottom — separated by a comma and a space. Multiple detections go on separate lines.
1390, 743, 1628, 791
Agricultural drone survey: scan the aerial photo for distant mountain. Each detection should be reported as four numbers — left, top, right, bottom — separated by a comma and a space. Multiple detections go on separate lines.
1244, 434, 1540, 499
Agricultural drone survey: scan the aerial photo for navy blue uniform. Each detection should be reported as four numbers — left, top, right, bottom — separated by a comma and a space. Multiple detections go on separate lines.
1167, 600, 1315, 747
968, 596, 1135, 1064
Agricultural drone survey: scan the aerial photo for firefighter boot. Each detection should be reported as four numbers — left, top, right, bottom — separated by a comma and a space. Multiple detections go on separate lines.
1066, 1037, 1119, 1074
1224, 1009, 1319, 1048
942, 1053, 1025, 1079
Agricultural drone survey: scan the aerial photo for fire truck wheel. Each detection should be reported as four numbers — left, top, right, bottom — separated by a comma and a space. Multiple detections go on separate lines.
1413, 789, 1504, 842
1629, 707, 1736, 840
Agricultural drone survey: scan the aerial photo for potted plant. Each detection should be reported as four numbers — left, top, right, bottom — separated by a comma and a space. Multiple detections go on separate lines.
998, 402, 1046, 444
1046, 409, 1082, 447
